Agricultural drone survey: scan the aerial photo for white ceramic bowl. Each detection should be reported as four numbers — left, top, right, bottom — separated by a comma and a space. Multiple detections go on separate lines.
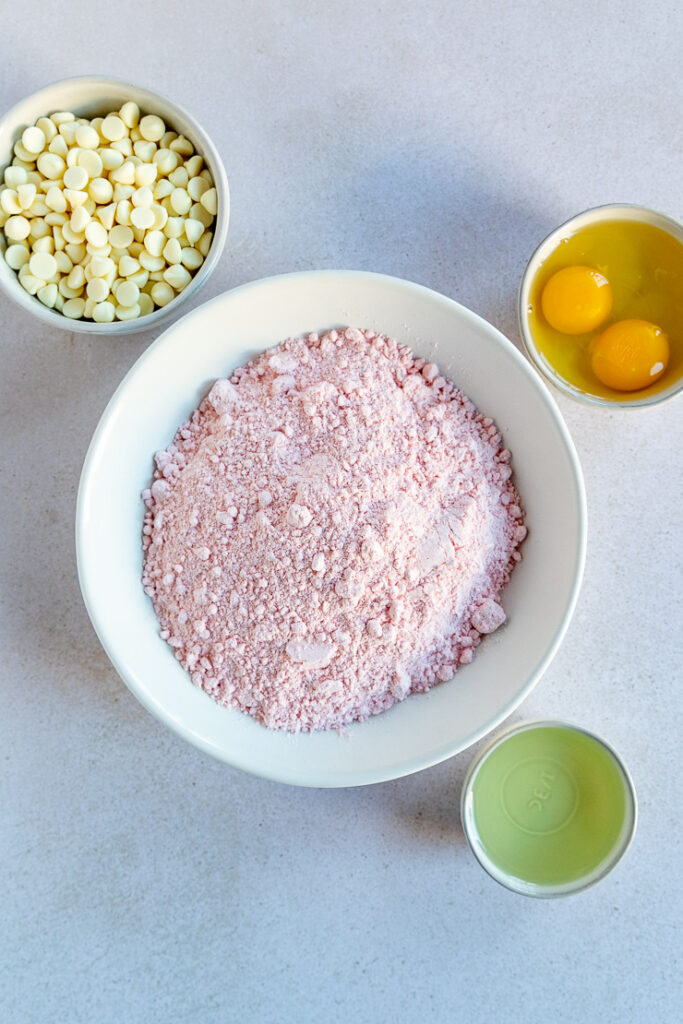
0, 76, 229, 334
76, 271, 586, 787
518, 204, 683, 409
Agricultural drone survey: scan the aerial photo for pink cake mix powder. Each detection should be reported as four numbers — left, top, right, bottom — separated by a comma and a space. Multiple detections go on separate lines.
142, 327, 526, 732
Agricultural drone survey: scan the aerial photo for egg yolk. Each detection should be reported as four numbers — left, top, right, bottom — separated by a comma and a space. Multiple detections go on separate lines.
541, 265, 613, 334
591, 319, 670, 391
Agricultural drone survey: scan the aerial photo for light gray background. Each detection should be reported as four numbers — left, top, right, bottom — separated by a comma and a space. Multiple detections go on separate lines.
2, 2, 681, 1022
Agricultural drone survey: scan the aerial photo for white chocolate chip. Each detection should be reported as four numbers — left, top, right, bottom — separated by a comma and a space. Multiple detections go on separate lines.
139, 250, 164, 272
116, 279, 140, 306
111, 160, 136, 185
114, 199, 132, 225
130, 206, 155, 230
54, 250, 72, 273
78, 149, 103, 178
22, 126, 46, 154
188, 176, 209, 201
144, 229, 165, 257
48, 136, 68, 159
170, 134, 193, 155
4, 167, 27, 187
133, 140, 157, 163
99, 148, 124, 171
154, 148, 179, 175
180, 247, 203, 270
1, 190, 22, 215
163, 216, 184, 238
45, 186, 67, 213
168, 166, 189, 188
50, 111, 74, 127
153, 177, 174, 200
28, 251, 57, 279
65, 147, 80, 170
32, 234, 55, 253
101, 115, 126, 142
16, 183, 37, 210
200, 187, 217, 215
62, 297, 86, 318
149, 203, 167, 230
115, 301, 140, 320
87, 278, 109, 302
111, 137, 133, 157
93, 300, 115, 322
63, 188, 88, 208
170, 188, 191, 215
89, 255, 114, 278
65, 242, 85, 262
163, 263, 191, 290
88, 177, 113, 204
66, 264, 85, 290
198, 232, 213, 257
109, 224, 134, 248
95, 202, 116, 230
37, 281, 57, 307
139, 114, 165, 142
185, 154, 203, 177
29, 198, 50, 218
74, 124, 100, 150
4, 244, 30, 269
119, 101, 140, 129
13, 142, 36, 163
5, 215, 30, 240
70, 206, 90, 233
30, 217, 50, 240
20, 272, 43, 294
36, 117, 57, 143
36, 153, 65, 180
132, 185, 153, 207
184, 218, 204, 245
134, 162, 157, 188
118, 255, 140, 277
84, 220, 107, 247
162, 237, 182, 264
63, 165, 88, 191
150, 280, 175, 306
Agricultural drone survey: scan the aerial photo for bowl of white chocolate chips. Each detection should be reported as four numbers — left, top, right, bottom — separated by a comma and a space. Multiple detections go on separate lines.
0, 76, 229, 332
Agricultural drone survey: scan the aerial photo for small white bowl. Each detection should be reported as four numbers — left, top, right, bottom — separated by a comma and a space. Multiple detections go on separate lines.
0, 76, 229, 334
77, 271, 586, 787
518, 204, 683, 409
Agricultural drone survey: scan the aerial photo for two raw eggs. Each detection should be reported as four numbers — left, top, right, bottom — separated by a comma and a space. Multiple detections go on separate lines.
522, 212, 683, 403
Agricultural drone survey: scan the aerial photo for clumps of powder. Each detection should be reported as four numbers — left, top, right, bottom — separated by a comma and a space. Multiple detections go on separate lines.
141, 326, 526, 732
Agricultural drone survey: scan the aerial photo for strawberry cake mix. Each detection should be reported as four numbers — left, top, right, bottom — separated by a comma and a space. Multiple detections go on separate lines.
141, 327, 526, 732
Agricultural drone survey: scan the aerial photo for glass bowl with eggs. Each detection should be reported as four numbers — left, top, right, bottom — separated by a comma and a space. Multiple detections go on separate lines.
519, 204, 683, 409
0, 76, 229, 333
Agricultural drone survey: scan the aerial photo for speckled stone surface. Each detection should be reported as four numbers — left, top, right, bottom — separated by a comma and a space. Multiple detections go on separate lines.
1, 3, 681, 1022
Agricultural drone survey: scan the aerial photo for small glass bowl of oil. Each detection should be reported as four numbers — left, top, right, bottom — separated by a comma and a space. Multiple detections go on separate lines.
519, 205, 683, 408
461, 720, 637, 897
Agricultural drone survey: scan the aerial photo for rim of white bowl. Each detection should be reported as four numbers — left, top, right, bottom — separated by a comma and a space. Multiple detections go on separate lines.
518, 203, 683, 409
460, 718, 638, 897
76, 270, 588, 786
0, 75, 229, 334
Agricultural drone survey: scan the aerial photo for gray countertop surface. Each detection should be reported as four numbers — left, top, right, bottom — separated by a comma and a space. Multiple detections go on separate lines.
2, 2, 681, 1022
